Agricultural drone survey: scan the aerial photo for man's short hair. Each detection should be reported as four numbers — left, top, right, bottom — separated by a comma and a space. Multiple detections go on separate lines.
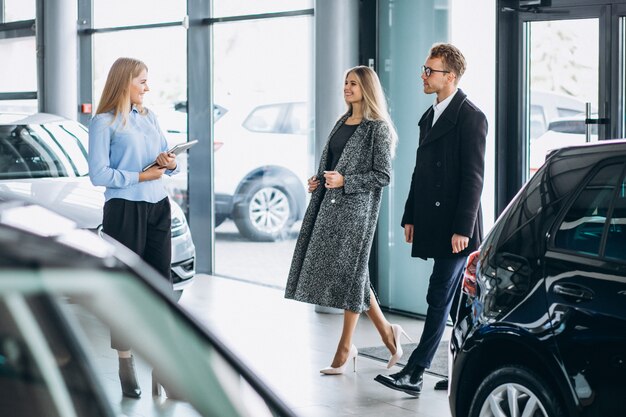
429, 43, 466, 80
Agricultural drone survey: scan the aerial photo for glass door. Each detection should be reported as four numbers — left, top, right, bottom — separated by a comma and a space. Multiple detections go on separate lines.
527, 19, 599, 176
521, 7, 608, 180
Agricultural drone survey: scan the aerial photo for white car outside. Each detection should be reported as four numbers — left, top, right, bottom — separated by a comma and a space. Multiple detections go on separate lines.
530, 115, 598, 175
159, 99, 311, 241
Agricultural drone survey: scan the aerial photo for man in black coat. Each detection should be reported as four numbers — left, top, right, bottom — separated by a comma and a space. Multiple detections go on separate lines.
375, 43, 487, 396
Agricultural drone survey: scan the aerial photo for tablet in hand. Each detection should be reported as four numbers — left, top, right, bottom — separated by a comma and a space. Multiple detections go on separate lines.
142, 139, 198, 171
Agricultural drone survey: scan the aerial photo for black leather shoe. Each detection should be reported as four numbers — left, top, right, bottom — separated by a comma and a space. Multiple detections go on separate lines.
374, 371, 423, 396
119, 356, 141, 398
434, 378, 448, 390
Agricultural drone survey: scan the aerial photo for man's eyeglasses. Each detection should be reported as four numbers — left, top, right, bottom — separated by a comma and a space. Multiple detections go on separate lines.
421, 66, 450, 77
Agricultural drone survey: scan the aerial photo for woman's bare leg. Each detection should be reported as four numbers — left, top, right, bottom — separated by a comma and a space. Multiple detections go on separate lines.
364, 289, 396, 354
330, 309, 360, 368
118, 349, 131, 358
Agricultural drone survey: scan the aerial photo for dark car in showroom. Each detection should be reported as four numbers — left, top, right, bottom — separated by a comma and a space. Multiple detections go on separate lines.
0, 193, 296, 417
450, 139, 626, 417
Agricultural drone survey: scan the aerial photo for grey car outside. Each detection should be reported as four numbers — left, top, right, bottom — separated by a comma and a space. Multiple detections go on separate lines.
0, 112, 195, 293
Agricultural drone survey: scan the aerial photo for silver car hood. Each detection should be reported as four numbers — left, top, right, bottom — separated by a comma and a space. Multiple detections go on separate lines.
0, 177, 104, 229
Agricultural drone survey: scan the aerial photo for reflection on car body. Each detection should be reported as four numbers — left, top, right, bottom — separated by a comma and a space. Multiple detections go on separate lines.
450, 139, 626, 417
0, 194, 297, 417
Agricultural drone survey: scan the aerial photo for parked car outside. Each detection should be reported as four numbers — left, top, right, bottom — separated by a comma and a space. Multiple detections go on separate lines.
0, 194, 297, 417
529, 90, 586, 140
530, 114, 598, 175
159, 99, 310, 241
449, 139, 626, 417
0, 112, 195, 293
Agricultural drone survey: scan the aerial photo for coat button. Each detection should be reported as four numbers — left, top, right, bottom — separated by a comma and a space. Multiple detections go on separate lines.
435, 201, 440, 207
331, 199, 336, 204
436, 161, 442, 167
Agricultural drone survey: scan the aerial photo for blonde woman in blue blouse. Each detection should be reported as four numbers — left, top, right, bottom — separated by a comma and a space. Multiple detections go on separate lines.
88, 57, 178, 399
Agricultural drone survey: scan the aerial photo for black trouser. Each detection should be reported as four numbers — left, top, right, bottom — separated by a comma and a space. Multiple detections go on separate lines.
404, 256, 467, 371
103, 197, 172, 351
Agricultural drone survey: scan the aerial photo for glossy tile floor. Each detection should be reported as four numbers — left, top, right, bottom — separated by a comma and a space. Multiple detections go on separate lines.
176, 274, 453, 417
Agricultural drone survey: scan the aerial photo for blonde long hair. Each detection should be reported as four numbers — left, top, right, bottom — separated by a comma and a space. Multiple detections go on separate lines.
344, 66, 398, 156
96, 57, 148, 125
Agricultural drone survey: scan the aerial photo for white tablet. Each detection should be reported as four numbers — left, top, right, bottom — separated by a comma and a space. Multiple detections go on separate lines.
142, 139, 198, 171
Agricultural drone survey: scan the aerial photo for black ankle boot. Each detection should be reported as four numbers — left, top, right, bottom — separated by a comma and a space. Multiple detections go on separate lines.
119, 356, 141, 398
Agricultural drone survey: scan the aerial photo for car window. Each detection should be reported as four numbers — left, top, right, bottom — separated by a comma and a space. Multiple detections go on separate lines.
173, 102, 228, 123
557, 107, 584, 118
554, 163, 625, 256
605, 175, 626, 261
548, 119, 585, 134
37, 123, 90, 176
0, 125, 69, 179
242, 104, 284, 133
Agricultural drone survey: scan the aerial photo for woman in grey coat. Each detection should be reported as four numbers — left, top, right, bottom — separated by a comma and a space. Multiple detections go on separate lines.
285, 66, 411, 374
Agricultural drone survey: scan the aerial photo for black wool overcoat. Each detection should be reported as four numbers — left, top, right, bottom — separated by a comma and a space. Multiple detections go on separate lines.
401, 89, 487, 259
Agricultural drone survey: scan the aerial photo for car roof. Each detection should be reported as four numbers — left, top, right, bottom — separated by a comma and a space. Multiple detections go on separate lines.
549, 138, 626, 160
0, 112, 71, 125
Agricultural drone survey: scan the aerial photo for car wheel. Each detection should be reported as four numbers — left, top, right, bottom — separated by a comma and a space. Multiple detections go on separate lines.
233, 181, 293, 241
469, 366, 564, 417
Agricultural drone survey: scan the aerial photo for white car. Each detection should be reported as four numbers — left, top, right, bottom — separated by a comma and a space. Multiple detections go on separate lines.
0, 112, 196, 294
529, 90, 586, 140
160, 100, 311, 241
529, 115, 598, 175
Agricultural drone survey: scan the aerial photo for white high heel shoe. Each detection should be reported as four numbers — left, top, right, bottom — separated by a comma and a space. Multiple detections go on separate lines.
386, 324, 413, 369
320, 344, 358, 375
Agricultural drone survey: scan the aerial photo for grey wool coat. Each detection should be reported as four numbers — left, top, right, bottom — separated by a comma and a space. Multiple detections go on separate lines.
284, 115, 392, 313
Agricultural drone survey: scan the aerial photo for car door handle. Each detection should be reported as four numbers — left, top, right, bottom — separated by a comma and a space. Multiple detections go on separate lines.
552, 283, 594, 301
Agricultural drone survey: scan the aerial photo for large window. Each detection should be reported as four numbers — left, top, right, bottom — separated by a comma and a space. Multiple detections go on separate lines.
0, 5, 37, 114
2, 0, 35, 22
85, 2, 314, 285
212, 14, 313, 287
92, 28, 186, 110
92, 0, 185, 28
212, 0, 312, 18
0, 37, 36, 93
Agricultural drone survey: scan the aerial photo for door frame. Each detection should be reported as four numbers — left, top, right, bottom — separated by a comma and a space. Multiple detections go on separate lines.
496, 0, 626, 216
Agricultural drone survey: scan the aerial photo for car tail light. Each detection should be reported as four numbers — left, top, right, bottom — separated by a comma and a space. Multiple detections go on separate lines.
214, 141, 224, 151
462, 250, 481, 298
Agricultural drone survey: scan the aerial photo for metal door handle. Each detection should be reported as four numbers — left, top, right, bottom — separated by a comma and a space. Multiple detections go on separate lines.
553, 283, 594, 301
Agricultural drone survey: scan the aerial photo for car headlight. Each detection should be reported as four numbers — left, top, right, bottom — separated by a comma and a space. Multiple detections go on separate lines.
170, 199, 189, 238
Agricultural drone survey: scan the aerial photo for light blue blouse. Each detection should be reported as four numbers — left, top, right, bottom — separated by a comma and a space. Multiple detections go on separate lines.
88, 107, 179, 203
